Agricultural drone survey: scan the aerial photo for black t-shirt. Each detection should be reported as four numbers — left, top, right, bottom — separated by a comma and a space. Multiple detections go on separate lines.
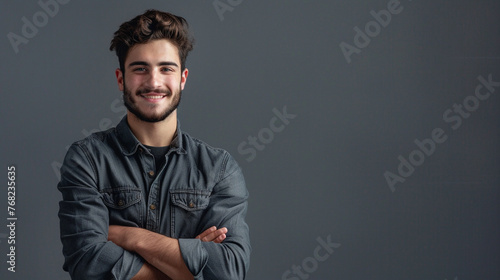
144, 145, 170, 173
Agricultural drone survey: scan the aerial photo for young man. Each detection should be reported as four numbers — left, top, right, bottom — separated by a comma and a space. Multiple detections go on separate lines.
58, 10, 250, 280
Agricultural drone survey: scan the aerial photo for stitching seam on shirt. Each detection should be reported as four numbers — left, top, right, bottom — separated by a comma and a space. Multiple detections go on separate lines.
76, 143, 99, 187
217, 152, 230, 182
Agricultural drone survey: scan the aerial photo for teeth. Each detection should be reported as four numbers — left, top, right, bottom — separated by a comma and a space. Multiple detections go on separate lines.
143, 95, 164, 99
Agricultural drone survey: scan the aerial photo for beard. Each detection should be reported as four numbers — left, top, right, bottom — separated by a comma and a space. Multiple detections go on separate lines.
123, 82, 182, 123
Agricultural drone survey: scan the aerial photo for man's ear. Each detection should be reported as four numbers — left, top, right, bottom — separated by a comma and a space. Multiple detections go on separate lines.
115, 68, 124, 91
180, 68, 189, 90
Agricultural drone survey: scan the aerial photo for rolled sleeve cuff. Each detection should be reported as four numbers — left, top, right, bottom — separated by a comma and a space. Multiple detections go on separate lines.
110, 249, 145, 280
178, 238, 208, 278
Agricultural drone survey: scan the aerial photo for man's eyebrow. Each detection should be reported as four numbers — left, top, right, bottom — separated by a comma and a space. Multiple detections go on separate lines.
128, 61, 149, 68
158, 61, 179, 67
127, 61, 179, 68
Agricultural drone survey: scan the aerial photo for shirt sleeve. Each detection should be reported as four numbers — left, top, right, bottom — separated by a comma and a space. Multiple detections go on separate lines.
57, 143, 144, 280
178, 153, 251, 280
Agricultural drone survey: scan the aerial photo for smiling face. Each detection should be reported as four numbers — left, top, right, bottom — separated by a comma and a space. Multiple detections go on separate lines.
115, 39, 188, 123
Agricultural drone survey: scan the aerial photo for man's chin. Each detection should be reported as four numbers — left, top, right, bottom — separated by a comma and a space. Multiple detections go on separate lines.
128, 109, 176, 123
133, 114, 168, 123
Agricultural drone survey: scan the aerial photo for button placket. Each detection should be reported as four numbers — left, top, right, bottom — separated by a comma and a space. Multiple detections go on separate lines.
140, 146, 155, 180
146, 177, 164, 232
140, 147, 159, 231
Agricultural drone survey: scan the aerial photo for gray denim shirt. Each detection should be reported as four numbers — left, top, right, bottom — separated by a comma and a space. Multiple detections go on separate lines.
58, 116, 251, 280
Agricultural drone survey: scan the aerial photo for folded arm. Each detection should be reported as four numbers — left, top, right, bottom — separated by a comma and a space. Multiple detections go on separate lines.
109, 226, 228, 280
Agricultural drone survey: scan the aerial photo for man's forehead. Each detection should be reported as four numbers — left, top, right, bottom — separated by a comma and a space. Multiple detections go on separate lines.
125, 39, 180, 65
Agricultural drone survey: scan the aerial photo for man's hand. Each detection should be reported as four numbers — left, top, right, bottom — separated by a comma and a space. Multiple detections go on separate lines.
196, 226, 228, 243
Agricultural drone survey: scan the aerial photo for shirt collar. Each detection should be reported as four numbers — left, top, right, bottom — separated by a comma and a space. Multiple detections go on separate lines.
116, 116, 187, 156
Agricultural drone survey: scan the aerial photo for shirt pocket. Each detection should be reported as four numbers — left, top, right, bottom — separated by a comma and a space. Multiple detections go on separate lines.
170, 188, 211, 238
101, 187, 143, 227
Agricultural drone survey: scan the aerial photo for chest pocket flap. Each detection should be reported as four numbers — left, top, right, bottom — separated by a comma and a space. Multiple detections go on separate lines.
170, 189, 211, 211
101, 187, 141, 209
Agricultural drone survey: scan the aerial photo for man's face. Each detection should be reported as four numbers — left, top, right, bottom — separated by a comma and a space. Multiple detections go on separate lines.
115, 39, 188, 123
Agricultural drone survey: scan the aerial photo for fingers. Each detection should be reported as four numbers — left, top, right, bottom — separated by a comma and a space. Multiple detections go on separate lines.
200, 227, 226, 242
196, 226, 216, 240
213, 231, 226, 243
196, 226, 228, 243
210, 227, 227, 244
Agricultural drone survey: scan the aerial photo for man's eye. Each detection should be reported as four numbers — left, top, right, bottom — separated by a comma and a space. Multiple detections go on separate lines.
134, 67, 146, 72
161, 67, 173, 72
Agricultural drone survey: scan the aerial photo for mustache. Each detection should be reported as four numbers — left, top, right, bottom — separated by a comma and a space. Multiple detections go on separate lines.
136, 88, 171, 95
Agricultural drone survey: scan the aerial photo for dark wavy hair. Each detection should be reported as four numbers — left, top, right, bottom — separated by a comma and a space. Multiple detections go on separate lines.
110, 10, 194, 72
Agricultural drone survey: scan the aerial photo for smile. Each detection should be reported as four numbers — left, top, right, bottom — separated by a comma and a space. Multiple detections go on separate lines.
140, 94, 166, 100
142, 95, 164, 99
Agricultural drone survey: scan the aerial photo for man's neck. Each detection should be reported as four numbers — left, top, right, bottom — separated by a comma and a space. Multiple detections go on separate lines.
126, 111, 177, 147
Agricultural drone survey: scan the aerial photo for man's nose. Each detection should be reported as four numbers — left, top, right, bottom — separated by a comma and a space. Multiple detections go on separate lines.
146, 70, 162, 88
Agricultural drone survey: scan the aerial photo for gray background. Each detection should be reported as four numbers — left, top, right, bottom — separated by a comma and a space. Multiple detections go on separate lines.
1, 0, 499, 279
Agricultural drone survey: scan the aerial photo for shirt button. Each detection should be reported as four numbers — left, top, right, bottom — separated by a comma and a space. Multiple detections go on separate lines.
189, 201, 195, 208
117, 200, 124, 206
148, 170, 155, 177
150, 204, 157, 210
